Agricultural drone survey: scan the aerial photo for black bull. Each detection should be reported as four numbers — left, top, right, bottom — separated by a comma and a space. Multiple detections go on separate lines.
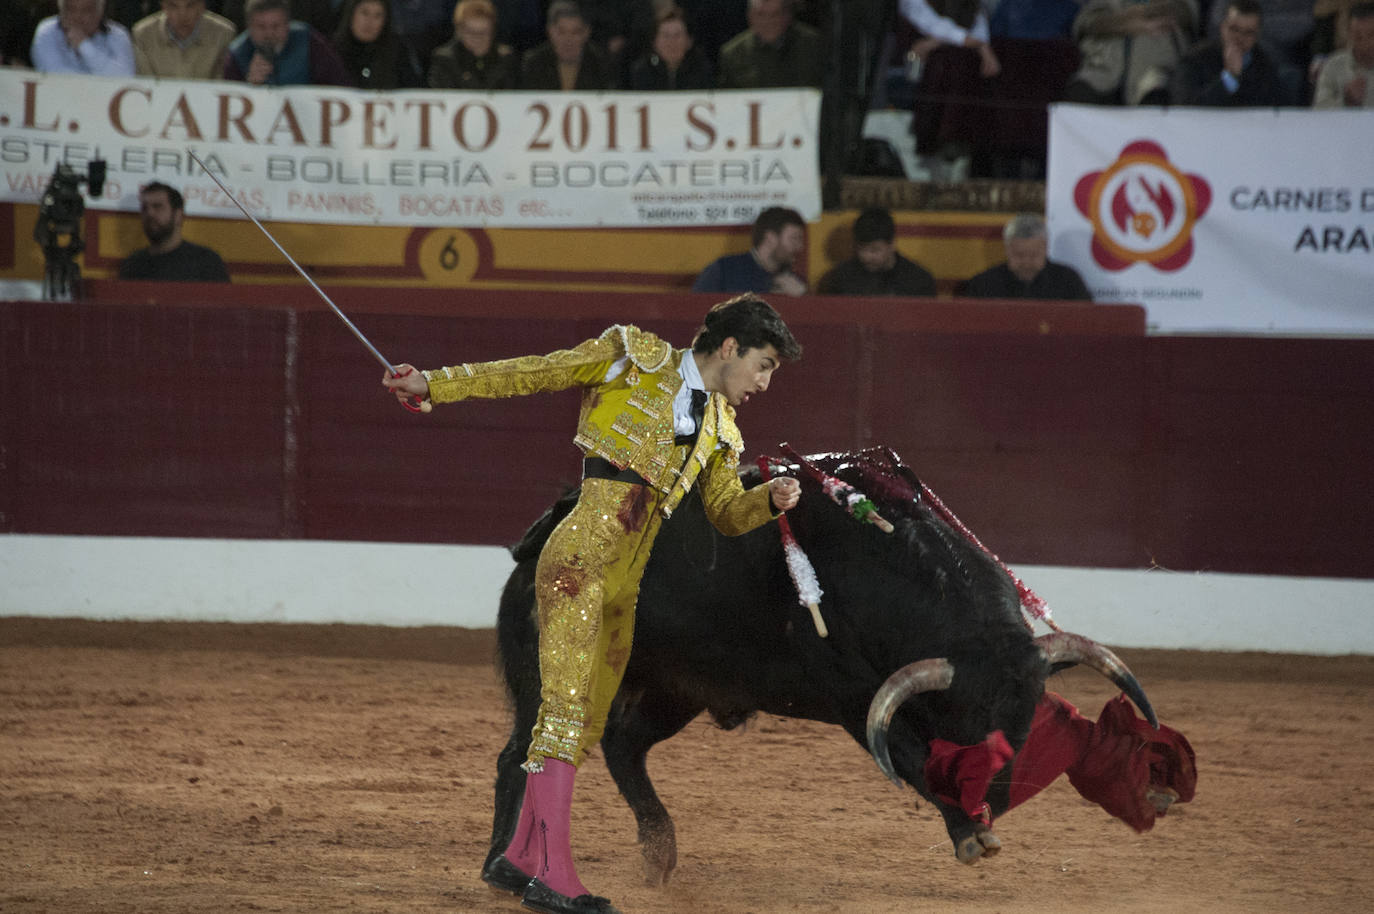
486, 448, 1178, 884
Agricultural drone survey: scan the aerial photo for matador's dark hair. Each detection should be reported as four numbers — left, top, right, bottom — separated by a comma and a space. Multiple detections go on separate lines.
691, 293, 802, 361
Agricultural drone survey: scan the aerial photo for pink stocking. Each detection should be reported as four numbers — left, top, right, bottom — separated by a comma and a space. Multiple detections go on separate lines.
503, 759, 589, 898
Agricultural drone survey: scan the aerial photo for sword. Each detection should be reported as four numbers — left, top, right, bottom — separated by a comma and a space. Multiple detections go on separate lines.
185, 150, 430, 413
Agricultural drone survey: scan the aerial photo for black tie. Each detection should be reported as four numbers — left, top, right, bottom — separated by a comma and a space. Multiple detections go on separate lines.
675, 388, 708, 446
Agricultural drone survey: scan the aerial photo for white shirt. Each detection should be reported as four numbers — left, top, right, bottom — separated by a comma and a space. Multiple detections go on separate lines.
898, 0, 991, 46
31, 16, 136, 76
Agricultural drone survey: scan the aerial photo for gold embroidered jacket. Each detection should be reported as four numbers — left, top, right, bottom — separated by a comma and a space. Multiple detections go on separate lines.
423, 324, 775, 530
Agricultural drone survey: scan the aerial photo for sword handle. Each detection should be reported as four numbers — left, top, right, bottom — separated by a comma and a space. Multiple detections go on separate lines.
391, 367, 432, 413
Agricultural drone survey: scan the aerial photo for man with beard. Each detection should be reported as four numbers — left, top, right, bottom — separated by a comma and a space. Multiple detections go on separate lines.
693, 206, 809, 296
816, 207, 937, 297
118, 183, 231, 282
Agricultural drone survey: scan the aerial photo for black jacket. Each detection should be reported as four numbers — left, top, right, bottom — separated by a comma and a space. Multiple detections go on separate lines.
628, 48, 714, 91
428, 37, 518, 90
519, 41, 616, 90
1172, 41, 1286, 106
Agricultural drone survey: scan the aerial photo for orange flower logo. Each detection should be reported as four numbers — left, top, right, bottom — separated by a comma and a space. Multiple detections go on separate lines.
1074, 141, 1212, 272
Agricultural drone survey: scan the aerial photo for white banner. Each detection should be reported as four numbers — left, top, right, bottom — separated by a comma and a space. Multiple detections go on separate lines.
1, 71, 821, 228
1047, 104, 1374, 334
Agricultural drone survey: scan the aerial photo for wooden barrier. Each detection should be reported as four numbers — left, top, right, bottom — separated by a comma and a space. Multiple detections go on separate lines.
4, 286, 1371, 580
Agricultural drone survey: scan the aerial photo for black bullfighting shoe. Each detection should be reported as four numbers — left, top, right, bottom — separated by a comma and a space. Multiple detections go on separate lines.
521, 879, 621, 914
482, 854, 535, 896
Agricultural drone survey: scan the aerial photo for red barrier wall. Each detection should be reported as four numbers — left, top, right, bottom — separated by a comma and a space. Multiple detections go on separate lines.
5, 286, 1371, 580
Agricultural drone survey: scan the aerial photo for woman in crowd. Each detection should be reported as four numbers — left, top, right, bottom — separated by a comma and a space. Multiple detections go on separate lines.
428, 0, 518, 90
628, 4, 712, 90
332, 0, 422, 89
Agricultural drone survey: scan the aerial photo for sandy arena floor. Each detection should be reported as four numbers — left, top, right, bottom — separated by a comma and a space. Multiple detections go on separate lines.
2, 617, 1372, 914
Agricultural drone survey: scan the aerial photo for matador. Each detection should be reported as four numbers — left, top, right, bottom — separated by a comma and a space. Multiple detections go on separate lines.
384, 293, 803, 914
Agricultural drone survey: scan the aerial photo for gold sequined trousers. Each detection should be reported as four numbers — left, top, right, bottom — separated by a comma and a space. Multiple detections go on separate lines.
526, 478, 664, 771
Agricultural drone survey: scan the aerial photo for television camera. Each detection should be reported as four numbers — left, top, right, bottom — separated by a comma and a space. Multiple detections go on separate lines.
33, 159, 107, 301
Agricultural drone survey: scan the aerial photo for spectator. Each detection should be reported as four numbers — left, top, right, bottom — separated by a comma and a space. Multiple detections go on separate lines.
1063, 0, 1197, 105
1173, 0, 1286, 104
520, 0, 615, 90
962, 214, 1092, 300
900, 0, 1000, 80
223, 0, 353, 85
716, 0, 822, 88
119, 182, 231, 283
629, 4, 712, 90
1205, 0, 1313, 69
1313, 1, 1374, 106
817, 208, 937, 297
332, 0, 421, 87
899, 0, 1003, 180
132, 0, 236, 79
693, 206, 808, 297
31, 0, 137, 75
428, 0, 517, 89
220, 0, 343, 35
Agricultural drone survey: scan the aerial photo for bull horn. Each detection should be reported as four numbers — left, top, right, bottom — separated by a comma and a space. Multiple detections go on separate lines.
866, 658, 955, 787
1036, 632, 1159, 729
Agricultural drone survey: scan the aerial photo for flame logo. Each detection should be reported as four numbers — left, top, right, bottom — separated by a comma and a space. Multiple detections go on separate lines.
1074, 141, 1211, 272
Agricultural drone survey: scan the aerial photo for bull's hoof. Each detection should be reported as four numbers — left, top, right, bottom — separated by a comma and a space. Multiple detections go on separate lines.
639, 830, 677, 886
1146, 785, 1179, 815
954, 827, 1002, 864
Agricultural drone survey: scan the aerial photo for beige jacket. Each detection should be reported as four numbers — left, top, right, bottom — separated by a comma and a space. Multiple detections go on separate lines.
132, 11, 235, 80
1072, 0, 1198, 104
1313, 49, 1374, 108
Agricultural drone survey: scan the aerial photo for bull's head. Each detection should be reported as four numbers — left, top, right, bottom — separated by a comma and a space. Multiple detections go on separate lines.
865, 631, 1158, 788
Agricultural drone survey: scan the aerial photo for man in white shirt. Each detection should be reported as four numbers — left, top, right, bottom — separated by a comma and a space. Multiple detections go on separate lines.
31, 0, 136, 76
900, 0, 1001, 78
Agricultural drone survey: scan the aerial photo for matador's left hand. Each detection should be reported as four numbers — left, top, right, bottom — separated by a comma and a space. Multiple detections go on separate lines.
769, 476, 800, 512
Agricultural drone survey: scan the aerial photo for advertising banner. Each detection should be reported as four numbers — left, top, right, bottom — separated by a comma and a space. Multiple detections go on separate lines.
1048, 104, 1374, 334
1, 72, 821, 228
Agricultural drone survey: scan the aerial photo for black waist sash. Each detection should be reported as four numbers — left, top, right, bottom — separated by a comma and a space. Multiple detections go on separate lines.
582, 456, 650, 487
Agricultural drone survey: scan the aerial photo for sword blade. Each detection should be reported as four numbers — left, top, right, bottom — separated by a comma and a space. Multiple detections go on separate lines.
184, 150, 399, 375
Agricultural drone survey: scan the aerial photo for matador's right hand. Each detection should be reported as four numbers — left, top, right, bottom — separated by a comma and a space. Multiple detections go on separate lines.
382, 363, 430, 405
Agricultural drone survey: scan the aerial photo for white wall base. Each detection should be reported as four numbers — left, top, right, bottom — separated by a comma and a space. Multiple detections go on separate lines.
2, 534, 1370, 654
0, 534, 515, 629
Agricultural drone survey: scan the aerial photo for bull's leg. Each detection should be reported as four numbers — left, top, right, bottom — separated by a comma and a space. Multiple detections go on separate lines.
487, 564, 542, 876
485, 606, 541, 877
600, 689, 703, 886
930, 796, 1002, 864
845, 710, 1007, 866
484, 704, 538, 875
931, 763, 1018, 864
